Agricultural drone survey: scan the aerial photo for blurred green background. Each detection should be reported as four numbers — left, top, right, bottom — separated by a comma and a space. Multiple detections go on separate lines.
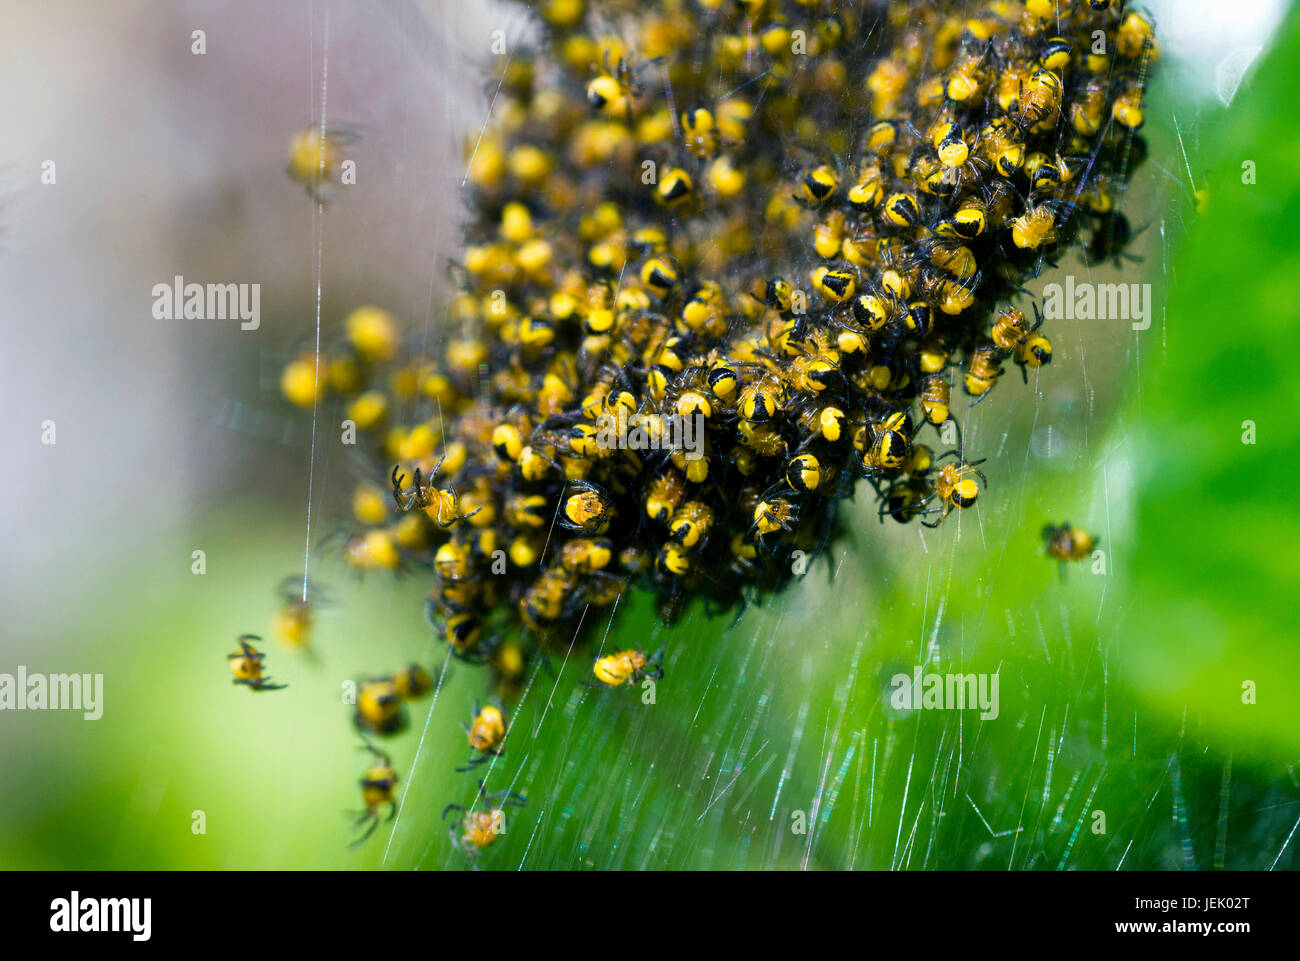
1, 0, 1297, 870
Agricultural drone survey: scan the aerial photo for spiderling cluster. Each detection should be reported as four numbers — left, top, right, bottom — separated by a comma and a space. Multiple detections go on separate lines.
277, 0, 1156, 852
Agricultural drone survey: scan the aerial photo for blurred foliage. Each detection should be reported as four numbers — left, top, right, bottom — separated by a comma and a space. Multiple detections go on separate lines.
1111, 6, 1300, 758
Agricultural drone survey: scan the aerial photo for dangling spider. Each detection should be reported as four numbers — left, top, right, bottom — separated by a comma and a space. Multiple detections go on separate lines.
349, 739, 398, 846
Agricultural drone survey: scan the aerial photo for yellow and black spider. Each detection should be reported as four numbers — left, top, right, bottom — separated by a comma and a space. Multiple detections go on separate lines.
227, 635, 287, 692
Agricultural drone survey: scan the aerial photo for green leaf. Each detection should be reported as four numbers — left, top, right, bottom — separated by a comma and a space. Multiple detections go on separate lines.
1111, 7, 1300, 758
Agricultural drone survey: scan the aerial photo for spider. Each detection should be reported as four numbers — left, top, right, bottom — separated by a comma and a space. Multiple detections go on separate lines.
918, 451, 989, 528
390, 455, 482, 527
457, 700, 507, 772
227, 634, 287, 692
350, 740, 398, 846
443, 781, 526, 861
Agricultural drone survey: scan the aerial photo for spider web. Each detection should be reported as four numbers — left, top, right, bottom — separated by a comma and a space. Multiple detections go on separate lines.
282, 0, 1300, 871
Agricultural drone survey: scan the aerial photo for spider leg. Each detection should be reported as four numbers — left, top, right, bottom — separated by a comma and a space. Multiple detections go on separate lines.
391, 465, 410, 510
351, 808, 375, 828
455, 755, 487, 774
349, 816, 378, 847
920, 511, 948, 530
451, 505, 484, 526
